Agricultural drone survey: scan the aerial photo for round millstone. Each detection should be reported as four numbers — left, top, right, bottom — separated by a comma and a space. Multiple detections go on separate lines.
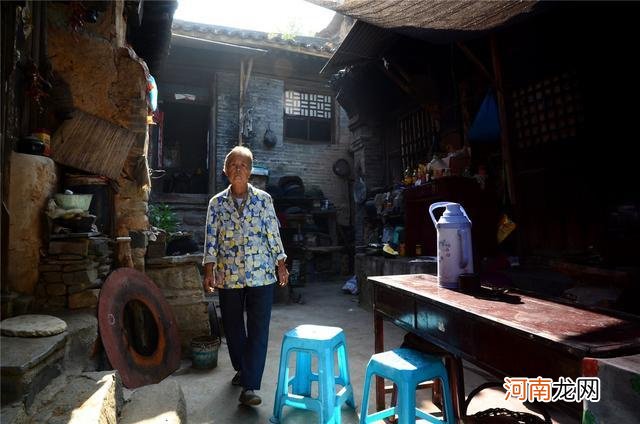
0, 314, 67, 337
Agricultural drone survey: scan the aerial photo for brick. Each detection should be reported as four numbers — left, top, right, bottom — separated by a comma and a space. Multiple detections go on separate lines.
58, 254, 86, 261
35, 284, 47, 298
46, 283, 67, 296
89, 237, 113, 257
39, 264, 62, 272
42, 272, 63, 283
68, 290, 99, 309
67, 283, 91, 294
47, 296, 67, 307
63, 261, 97, 273
49, 240, 89, 256
62, 269, 98, 285
40, 257, 85, 265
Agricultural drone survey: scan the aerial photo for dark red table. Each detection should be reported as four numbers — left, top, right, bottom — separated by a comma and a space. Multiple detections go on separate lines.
369, 273, 640, 421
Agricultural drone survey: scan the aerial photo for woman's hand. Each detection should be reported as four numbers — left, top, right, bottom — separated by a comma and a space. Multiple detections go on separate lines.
203, 263, 224, 294
277, 262, 289, 287
203, 273, 215, 294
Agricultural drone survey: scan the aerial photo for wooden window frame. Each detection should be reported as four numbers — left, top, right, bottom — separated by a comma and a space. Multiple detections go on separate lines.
283, 87, 334, 144
399, 107, 437, 170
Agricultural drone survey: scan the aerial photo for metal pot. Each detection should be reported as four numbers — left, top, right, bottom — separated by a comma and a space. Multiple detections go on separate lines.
16, 136, 45, 155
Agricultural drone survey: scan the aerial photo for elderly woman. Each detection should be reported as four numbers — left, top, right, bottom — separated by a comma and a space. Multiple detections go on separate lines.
203, 146, 288, 406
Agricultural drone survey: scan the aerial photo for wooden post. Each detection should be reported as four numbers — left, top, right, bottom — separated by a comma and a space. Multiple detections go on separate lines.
208, 73, 217, 195
490, 34, 517, 207
238, 58, 254, 147
238, 60, 244, 145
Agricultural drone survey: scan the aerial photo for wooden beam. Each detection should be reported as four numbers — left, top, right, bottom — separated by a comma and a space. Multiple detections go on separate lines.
456, 41, 496, 87
378, 60, 412, 96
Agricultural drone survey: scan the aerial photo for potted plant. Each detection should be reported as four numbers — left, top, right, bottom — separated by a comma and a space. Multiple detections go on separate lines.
147, 203, 179, 258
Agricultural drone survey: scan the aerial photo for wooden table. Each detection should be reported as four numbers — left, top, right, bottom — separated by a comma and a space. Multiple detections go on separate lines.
369, 274, 640, 420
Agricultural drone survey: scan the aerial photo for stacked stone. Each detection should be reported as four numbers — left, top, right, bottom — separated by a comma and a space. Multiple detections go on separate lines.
145, 254, 209, 356
35, 237, 113, 311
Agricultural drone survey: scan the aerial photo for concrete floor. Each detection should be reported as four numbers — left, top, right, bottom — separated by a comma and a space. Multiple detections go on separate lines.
164, 278, 576, 424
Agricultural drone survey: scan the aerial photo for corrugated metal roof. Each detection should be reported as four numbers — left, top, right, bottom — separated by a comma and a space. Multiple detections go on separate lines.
172, 20, 336, 58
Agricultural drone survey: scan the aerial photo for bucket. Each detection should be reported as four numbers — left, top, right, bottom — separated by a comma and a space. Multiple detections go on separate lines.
191, 336, 221, 369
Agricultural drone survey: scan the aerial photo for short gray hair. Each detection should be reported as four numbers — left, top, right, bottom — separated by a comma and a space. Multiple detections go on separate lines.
224, 146, 253, 172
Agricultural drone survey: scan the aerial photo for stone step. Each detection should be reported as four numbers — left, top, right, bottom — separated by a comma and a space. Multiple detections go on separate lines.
1, 371, 122, 424
1, 332, 66, 407
52, 310, 99, 373
120, 379, 187, 424
1, 311, 99, 408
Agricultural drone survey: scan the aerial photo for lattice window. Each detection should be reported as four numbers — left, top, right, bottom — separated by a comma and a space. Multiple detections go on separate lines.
284, 90, 333, 142
285, 91, 332, 119
399, 108, 437, 170
512, 71, 584, 149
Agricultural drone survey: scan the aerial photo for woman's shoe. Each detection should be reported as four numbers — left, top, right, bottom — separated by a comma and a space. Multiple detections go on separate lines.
239, 389, 261, 406
231, 371, 241, 386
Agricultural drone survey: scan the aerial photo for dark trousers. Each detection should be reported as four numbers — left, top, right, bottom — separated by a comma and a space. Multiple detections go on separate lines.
218, 284, 274, 390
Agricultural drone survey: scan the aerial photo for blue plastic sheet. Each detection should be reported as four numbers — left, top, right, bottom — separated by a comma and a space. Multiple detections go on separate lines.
468, 89, 500, 143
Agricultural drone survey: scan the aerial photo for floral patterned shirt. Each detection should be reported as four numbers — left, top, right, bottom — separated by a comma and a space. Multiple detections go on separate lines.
203, 184, 286, 288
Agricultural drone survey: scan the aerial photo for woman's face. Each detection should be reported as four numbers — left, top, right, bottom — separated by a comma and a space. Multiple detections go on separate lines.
225, 154, 251, 187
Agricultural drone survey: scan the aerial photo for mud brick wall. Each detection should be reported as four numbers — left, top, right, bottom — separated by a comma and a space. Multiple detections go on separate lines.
47, 1, 151, 263
35, 237, 113, 311
7, 153, 58, 296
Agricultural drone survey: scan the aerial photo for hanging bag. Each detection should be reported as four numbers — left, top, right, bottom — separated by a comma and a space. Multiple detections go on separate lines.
263, 123, 277, 147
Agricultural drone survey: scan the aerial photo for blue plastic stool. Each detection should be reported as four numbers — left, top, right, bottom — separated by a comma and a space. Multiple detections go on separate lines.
360, 348, 455, 424
271, 325, 355, 424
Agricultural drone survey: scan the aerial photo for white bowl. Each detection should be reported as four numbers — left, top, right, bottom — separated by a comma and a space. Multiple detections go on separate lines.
54, 194, 93, 211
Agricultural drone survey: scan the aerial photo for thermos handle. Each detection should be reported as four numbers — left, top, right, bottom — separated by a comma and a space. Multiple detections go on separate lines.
458, 228, 469, 268
458, 205, 472, 225
429, 201, 454, 226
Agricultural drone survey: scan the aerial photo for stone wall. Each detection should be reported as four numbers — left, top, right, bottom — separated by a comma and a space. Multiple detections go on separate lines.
35, 237, 113, 311
145, 254, 210, 357
7, 153, 58, 296
355, 254, 436, 310
350, 120, 384, 246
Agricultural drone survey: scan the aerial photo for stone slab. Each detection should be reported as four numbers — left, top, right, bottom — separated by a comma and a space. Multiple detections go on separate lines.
584, 354, 640, 423
1, 333, 66, 406
1, 314, 68, 337
27, 371, 122, 424
145, 253, 204, 267
120, 379, 186, 424
68, 290, 99, 309
54, 311, 99, 373
145, 266, 201, 291
49, 240, 90, 256
0, 333, 67, 373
